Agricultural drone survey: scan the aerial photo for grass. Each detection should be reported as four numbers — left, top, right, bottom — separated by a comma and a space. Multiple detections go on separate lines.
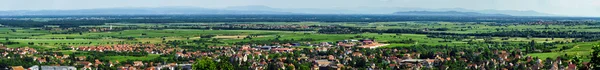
478, 37, 575, 43
527, 41, 598, 61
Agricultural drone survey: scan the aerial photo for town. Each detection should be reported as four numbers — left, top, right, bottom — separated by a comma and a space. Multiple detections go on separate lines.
0, 15, 600, 70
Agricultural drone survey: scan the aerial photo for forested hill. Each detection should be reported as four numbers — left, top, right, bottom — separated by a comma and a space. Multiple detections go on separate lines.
393, 11, 511, 16
0, 7, 295, 16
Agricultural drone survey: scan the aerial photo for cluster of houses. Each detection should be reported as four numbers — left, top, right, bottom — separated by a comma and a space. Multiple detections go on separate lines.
0, 43, 195, 70
1, 46, 38, 58
74, 44, 171, 54
9, 66, 76, 70
209, 24, 311, 30
41, 26, 115, 32
7, 63, 191, 70
211, 39, 586, 70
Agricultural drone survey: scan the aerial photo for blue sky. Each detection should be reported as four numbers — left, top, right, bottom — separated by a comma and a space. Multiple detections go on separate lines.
1, 0, 598, 17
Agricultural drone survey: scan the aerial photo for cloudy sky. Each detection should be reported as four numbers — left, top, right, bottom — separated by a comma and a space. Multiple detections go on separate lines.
0, 0, 598, 17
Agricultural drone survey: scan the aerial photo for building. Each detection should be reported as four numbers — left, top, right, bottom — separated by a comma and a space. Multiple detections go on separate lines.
315, 60, 333, 67
401, 59, 426, 64
11, 66, 25, 70
28, 65, 39, 70
29, 66, 77, 70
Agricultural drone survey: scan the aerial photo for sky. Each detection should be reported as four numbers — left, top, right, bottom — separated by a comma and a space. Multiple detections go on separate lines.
0, 0, 599, 17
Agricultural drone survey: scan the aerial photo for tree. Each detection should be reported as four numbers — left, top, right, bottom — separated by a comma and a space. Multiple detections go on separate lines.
10, 29, 16, 32
192, 57, 217, 70
297, 62, 311, 70
591, 45, 600, 69
528, 40, 536, 53
217, 62, 234, 70
216, 56, 234, 70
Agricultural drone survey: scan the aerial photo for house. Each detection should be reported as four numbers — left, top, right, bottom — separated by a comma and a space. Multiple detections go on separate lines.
241, 45, 251, 51
28, 65, 39, 70
317, 42, 332, 47
11, 66, 25, 70
314, 48, 325, 52
315, 60, 333, 67
568, 63, 577, 70
358, 39, 388, 49
351, 51, 364, 56
259, 46, 272, 50
95, 59, 104, 66
145, 66, 156, 70
0, 45, 6, 50
292, 43, 301, 46
134, 61, 144, 67
77, 56, 87, 61
361, 39, 374, 45
337, 42, 355, 47
271, 48, 293, 52
401, 59, 426, 64
40, 66, 77, 70
179, 64, 192, 70
77, 61, 92, 66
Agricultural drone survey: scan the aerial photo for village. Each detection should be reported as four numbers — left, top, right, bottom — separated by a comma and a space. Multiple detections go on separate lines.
1, 38, 588, 70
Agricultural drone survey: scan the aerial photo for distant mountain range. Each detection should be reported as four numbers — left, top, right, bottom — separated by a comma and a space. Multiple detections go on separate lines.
392, 11, 511, 16
222, 6, 557, 16
0, 7, 295, 15
0, 5, 558, 16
